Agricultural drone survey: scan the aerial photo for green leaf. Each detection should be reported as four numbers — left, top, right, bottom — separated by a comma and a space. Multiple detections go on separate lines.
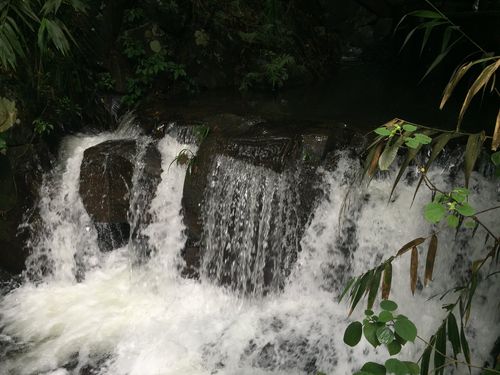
364, 322, 383, 348
424, 234, 438, 286
377, 326, 395, 345
420, 336, 434, 375
380, 300, 398, 311
446, 215, 459, 228
365, 309, 374, 316
405, 138, 420, 149
385, 358, 408, 375
387, 340, 402, 355
394, 317, 417, 342
434, 324, 447, 375
344, 321, 363, 347
340, 277, 356, 302
402, 124, 417, 132
451, 188, 469, 203
456, 202, 475, 217
447, 313, 461, 359
424, 202, 446, 223
414, 133, 432, 144
375, 127, 392, 136
367, 268, 382, 310
0, 97, 18, 133
402, 362, 420, 375
379, 137, 405, 171
379, 311, 394, 323
461, 324, 471, 373
149, 40, 162, 52
361, 362, 387, 375
492, 151, 500, 166
409, 10, 443, 19
464, 132, 486, 188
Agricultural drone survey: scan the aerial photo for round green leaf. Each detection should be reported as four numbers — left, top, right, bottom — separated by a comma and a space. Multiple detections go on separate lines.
375, 127, 392, 136
361, 362, 387, 375
149, 40, 162, 52
405, 138, 419, 149
414, 133, 432, 144
456, 202, 475, 217
376, 326, 395, 345
380, 300, 398, 311
363, 322, 382, 348
424, 202, 446, 224
451, 188, 469, 203
394, 318, 417, 342
402, 124, 417, 132
344, 321, 363, 347
365, 309, 374, 316
378, 310, 393, 323
385, 358, 408, 375
387, 340, 402, 355
446, 215, 459, 228
402, 362, 419, 375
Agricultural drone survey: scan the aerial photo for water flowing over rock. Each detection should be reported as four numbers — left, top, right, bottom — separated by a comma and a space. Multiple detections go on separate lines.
181, 114, 349, 285
79, 139, 162, 252
0, 119, 499, 375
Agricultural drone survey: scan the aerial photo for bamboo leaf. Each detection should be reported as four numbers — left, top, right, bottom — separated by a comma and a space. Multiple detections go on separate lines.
434, 324, 447, 375
349, 271, 372, 316
379, 137, 405, 171
460, 324, 471, 373
465, 272, 478, 323
420, 21, 448, 56
420, 336, 434, 375
492, 109, 500, 151
421, 44, 455, 82
364, 142, 385, 178
424, 234, 438, 286
464, 132, 486, 188
381, 262, 392, 299
340, 277, 356, 301
447, 313, 461, 360
440, 56, 499, 109
397, 237, 426, 257
458, 59, 500, 126
367, 267, 382, 309
410, 246, 418, 295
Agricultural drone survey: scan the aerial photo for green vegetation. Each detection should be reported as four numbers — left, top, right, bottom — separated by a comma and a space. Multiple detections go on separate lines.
337, 2, 500, 374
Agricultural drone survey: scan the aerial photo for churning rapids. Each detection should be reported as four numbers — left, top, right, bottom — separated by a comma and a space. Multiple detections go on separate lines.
0, 120, 498, 375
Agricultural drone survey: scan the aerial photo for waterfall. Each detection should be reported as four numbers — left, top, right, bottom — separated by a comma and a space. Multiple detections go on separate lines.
201, 155, 301, 296
0, 130, 498, 374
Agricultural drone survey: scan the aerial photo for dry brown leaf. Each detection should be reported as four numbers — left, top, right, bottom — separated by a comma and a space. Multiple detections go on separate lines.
410, 246, 418, 295
424, 234, 438, 286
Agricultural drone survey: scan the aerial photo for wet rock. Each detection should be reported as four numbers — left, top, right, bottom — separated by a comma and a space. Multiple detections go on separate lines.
0, 143, 52, 274
181, 113, 352, 290
79, 139, 162, 253
80, 139, 136, 224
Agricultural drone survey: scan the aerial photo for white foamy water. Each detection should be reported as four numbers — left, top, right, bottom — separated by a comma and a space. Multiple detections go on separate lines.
0, 132, 498, 375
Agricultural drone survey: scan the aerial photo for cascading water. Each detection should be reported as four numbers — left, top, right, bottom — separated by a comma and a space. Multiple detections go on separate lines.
0, 126, 499, 375
201, 155, 301, 295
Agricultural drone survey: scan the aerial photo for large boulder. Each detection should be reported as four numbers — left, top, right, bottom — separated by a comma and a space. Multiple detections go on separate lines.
79, 139, 162, 252
181, 113, 358, 292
